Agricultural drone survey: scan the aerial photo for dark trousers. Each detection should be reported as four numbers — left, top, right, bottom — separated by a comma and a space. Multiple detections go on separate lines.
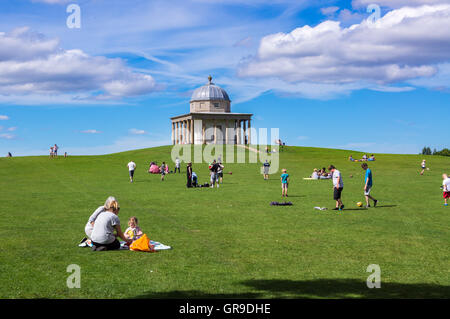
187, 175, 192, 188
175, 167, 180, 173
92, 239, 120, 251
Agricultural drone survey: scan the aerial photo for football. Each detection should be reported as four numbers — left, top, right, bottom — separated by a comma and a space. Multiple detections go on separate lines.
356, 202, 363, 207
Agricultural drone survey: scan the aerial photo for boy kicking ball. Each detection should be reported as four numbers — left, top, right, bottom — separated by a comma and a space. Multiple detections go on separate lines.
442, 174, 450, 206
281, 169, 289, 198
361, 163, 378, 208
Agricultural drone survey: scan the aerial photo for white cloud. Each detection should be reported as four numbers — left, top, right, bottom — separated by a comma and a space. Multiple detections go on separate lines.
321, 6, 340, 16
239, 4, 450, 89
352, 0, 448, 9
0, 115, 9, 120
0, 27, 158, 103
31, 0, 71, 4
0, 133, 16, 140
7, 127, 17, 131
129, 128, 147, 135
80, 130, 102, 134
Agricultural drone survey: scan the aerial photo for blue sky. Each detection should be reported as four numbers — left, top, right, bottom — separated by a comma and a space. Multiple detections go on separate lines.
0, 0, 449, 156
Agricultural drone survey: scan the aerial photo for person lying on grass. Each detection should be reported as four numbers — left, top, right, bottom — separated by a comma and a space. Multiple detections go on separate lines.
90, 199, 132, 251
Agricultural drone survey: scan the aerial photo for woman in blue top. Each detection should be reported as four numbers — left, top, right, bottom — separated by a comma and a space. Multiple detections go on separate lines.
281, 169, 290, 198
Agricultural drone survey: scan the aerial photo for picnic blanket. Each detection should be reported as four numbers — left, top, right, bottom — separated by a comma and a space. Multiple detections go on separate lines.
120, 234, 172, 252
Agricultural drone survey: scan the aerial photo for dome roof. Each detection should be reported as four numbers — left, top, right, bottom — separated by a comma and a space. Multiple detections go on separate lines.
190, 76, 230, 102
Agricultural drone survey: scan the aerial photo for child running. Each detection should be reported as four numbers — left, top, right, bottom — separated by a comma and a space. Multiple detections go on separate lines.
124, 216, 143, 242
442, 174, 450, 206
281, 168, 289, 198
420, 160, 426, 175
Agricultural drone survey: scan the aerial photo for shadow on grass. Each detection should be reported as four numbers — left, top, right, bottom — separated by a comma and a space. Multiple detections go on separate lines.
133, 278, 449, 299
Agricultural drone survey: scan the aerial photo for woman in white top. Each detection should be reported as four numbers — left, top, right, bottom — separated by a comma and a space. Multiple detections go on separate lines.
90, 199, 132, 251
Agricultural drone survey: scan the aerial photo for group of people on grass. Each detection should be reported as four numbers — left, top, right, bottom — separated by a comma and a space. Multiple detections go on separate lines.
279, 162, 378, 210
349, 154, 375, 162
326, 163, 378, 211
82, 154, 450, 252
310, 168, 332, 179
49, 144, 59, 158
82, 196, 145, 251
127, 157, 224, 188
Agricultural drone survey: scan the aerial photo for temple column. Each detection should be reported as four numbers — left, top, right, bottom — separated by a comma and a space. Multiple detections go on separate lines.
181, 120, 186, 144
213, 119, 216, 144
175, 122, 179, 144
225, 119, 229, 144
191, 119, 194, 144
186, 120, 189, 144
202, 122, 206, 144
243, 120, 247, 145
248, 119, 251, 145
172, 122, 175, 145
237, 120, 242, 145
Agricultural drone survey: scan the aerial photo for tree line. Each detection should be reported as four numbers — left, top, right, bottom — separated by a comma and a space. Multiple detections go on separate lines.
421, 147, 450, 156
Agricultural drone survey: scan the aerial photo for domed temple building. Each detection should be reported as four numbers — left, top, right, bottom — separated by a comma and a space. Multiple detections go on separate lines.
171, 76, 253, 144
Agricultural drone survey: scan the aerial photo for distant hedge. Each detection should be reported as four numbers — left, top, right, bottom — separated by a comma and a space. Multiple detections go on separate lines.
421, 147, 450, 157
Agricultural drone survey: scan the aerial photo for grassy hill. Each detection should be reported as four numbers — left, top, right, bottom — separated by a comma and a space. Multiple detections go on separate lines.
0, 145, 448, 298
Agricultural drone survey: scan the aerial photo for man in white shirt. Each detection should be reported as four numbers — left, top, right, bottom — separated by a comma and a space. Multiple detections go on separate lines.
329, 165, 344, 211
442, 174, 450, 206
127, 161, 136, 182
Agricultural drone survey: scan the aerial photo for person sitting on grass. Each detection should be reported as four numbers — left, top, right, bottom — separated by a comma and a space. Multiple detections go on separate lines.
311, 169, 319, 179
82, 196, 116, 247
281, 168, 289, 198
442, 174, 450, 206
192, 171, 198, 187
124, 216, 143, 242
368, 154, 376, 161
349, 155, 355, 162
90, 199, 132, 251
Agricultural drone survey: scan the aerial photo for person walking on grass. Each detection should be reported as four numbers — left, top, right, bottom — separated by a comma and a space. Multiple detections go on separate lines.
263, 160, 270, 180
209, 160, 220, 188
160, 162, 167, 181
361, 163, 378, 208
329, 165, 344, 211
127, 160, 136, 183
175, 157, 181, 173
420, 159, 426, 175
442, 174, 450, 206
281, 168, 289, 198
217, 162, 224, 184
186, 162, 193, 188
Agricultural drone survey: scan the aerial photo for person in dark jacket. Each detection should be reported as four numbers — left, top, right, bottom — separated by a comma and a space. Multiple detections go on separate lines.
186, 162, 193, 188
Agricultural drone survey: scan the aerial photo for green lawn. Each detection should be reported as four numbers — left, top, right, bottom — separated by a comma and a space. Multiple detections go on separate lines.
0, 145, 448, 298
